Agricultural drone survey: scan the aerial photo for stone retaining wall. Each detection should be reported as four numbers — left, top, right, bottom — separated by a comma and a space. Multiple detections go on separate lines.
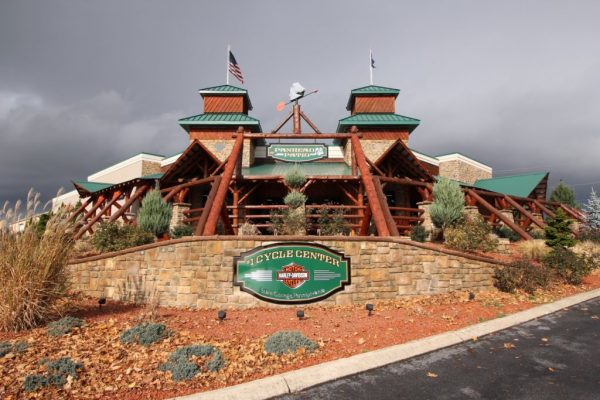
68, 237, 505, 309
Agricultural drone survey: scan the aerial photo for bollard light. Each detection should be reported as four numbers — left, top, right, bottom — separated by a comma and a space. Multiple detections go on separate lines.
296, 310, 305, 320
366, 303, 374, 316
469, 292, 476, 301
218, 310, 226, 321
98, 297, 106, 310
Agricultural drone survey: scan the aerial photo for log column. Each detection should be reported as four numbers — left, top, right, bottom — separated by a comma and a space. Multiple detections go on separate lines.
350, 127, 390, 236
203, 129, 244, 235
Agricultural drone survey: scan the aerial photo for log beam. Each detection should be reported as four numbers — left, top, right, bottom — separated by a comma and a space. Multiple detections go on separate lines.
503, 195, 545, 230
75, 191, 122, 239
203, 131, 245, 235
466, 189, 532, 240
68, 197, 93, 223
351, 130, 390, 236
108, 185, 149, 223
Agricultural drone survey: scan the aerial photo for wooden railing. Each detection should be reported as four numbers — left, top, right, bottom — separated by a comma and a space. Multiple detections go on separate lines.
388, 206, 423, 234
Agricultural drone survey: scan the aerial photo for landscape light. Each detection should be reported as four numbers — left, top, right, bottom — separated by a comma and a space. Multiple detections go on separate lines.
218, 310, 226, 321
469, 292, 476, 301
296, 310, 305, 320
98, 297, 106, 310
366, 303, 374, 316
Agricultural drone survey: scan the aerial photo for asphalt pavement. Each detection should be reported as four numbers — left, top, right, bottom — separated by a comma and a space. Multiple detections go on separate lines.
274, 298, 600, 400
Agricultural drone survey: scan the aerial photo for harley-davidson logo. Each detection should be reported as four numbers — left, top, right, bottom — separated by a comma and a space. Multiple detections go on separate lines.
276, 263, 310, 289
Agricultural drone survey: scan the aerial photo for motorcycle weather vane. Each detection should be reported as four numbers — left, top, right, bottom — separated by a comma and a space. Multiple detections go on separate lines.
272, 82, 321, 134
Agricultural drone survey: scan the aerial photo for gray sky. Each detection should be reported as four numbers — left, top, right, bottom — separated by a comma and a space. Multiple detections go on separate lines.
1, 0, 599, 207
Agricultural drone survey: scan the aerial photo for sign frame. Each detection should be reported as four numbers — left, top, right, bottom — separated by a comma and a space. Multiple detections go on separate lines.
233, 242, 351, 304
267, 144, 327, 163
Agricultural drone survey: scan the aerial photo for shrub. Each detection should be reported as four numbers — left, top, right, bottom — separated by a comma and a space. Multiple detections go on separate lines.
493, 226, 520, 243
578, 228, 600, 243
120, 322, 170, 346
573, 241, 600, 260
238, 221, 260, 236
444, 216, 498, 253
91, 222, 154, 253
34, 212, 52, 238
516, 239, 550, 261
0, 340, 28, 357
0, 210, 74, 332
284, 166, 306, 190
318, 208, 349, 236
271, 208, 306, 235
494, 259, 553, 294
47, 316, 84, 337
24, 357, 83, 392
171, 224, 194, 238
544, 247, 594, 285
410, 225, 428, 242
429, 177, 464, 230
264, 331, 318, 355
137, 187, 172, 237
159, 344, 226, 381
550, 181, 578, 208
528, 229, 546, 240
72, 239, 96, 257
284, 191, 307, 209
544, 209, 576, 248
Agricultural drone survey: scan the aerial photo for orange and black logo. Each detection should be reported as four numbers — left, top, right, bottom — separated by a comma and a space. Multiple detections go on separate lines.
276, 263, 310, 289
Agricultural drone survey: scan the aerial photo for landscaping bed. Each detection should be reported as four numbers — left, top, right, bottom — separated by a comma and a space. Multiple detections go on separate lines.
1, 272, 599, 400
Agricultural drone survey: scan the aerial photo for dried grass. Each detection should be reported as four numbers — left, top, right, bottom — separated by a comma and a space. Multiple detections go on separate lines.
573, 241, 600, 258
0, 189, 74, 332
515, 239, 550, 260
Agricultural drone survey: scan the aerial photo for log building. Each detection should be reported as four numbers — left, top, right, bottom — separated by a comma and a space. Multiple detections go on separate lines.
60, 84, 584, 240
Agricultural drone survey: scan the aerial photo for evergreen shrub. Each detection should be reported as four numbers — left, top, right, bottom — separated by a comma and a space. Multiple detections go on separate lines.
159, 344, 226, 381
410, 225, 428, 242
550, 181, 578, 208
47, 316, 84, 337
284, 166, 306, 190
284, 191, 307, 209
544, 209, 576, 248
120, 322, 170, 346
429, 177, 465, 230
171, 224, 194, 238
584, 188, 600, 231
493, 226, 520, 243
318, 208, 349, 236
91, 222, 154, 253
264, 331, 318, 355
137, 188, 173, 237
24, 357, 83, 392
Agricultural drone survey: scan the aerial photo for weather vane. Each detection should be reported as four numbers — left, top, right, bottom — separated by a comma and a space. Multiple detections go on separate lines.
272, 82, 321, 134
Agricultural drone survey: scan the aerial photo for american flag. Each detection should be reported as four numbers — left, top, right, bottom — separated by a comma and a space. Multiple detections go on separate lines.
228, 51, 244, 84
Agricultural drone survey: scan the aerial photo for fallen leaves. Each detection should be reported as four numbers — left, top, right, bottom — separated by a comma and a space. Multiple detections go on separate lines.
503, 343, 516, 349
426, 372, 438, 378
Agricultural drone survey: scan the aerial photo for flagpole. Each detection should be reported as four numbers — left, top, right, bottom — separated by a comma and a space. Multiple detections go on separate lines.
369, 49, 373, 85
226, 45, 230, 85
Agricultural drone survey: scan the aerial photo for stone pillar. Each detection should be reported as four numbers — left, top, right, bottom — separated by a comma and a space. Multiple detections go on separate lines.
530, 213, 545, 235
463, 206, 480, 221
417, 201, 434, 232
170, 203, 191, 229
498, 209, 515, 227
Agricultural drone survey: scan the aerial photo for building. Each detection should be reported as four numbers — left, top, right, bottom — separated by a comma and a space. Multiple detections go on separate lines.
61, 84, 584, 240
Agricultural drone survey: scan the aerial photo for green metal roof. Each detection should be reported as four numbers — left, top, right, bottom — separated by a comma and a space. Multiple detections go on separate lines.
346, 85, 400, 110
337, 113, 420, 132
242, 162, 353, 177
198, 85, 253, 110
73, 181, 113, 195
474, 172, 549, 198
178, 113, 262, 132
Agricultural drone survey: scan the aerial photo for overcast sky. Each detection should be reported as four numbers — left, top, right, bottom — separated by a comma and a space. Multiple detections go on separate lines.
1, 0, 599, 207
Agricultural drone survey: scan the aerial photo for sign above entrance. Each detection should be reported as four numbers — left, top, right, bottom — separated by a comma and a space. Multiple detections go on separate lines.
234, 242, 351, 304
267, 144, 327, 163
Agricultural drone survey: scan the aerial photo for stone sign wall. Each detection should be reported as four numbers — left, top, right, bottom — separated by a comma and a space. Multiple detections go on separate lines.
68, 237, 504, 309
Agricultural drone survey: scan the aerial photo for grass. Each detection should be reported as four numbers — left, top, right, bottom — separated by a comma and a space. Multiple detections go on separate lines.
515, 239, 550, 260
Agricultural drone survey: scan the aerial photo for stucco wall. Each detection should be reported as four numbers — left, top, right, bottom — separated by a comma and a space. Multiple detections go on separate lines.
69, 237, 503, 309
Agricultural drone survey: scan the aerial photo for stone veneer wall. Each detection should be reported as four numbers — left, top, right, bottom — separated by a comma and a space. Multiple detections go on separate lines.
141, 161, 163, 177
69, 237, 504, 309
361, 140, 397, 163
199, 140, 235, 163
438, 159, 492, 185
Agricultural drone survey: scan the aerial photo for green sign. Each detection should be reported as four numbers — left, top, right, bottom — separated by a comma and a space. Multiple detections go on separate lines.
234, 242, 351, 304
267, 144, 327, 163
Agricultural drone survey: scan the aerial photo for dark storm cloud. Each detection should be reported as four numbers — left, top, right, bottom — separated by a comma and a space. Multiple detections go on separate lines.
1, 0, 599, 205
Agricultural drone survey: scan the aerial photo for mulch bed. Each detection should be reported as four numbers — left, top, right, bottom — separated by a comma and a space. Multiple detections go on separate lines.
1, 273, 599, 400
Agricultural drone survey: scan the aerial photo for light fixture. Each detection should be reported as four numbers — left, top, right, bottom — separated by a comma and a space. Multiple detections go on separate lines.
296, 310, 305, 320
366, 303, 374, 316
218, 310, 226, 321
98, 297, 106, 310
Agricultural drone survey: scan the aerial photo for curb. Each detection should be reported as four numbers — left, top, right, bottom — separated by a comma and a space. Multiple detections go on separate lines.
173, 288, 600, 400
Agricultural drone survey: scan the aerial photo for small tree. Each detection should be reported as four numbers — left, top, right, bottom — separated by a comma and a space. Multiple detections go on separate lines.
137, 187, 172, 237
550, 181, 578, 208
430, 177, 464, 229
544, 208, 575, 248
583, 188, 600, 231
284, 165, 306, 190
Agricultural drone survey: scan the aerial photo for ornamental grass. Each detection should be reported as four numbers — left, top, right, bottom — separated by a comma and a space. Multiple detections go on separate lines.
0, 190, 74, 332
